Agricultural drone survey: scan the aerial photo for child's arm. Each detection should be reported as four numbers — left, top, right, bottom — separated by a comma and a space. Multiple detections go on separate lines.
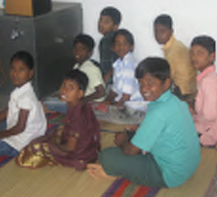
0, 109, 29, 139
103, 69, 113, 84
121, 141, 141, 155
114, 130, 141, 155
113, 93, 130, 107
104, 90, 117, 104
83, 84, 105, 102
0, 108, 7, 123
57, 136, 77, 152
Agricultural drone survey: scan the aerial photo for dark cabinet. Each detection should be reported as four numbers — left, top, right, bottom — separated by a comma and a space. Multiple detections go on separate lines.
0, 2, 82, 99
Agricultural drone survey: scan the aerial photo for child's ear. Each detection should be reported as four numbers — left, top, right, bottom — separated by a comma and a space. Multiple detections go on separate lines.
164, 78, 171, 91
112, 24, 119, 32
78, 89, 84, 99
88, 50, 93, 58
29, 69, 34, 80
209, 52, 216, 63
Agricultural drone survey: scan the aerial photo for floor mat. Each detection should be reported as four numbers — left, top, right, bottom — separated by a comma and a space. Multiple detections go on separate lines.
101, 178, 160, 197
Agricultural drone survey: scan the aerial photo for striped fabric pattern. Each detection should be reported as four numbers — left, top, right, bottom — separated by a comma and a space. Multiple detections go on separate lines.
102, 178, 160, 197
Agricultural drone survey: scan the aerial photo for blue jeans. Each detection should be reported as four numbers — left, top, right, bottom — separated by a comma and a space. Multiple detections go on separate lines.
43, 97, 67, 114
0, 121, 6, 131
0, 121, 19, 157
0, 140, 19, 157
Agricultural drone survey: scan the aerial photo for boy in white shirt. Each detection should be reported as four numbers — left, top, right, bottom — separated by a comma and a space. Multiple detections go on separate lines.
0, 51, 47, 156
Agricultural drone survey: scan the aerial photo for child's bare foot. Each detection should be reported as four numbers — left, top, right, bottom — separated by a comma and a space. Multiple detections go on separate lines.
87, 163, 117, 180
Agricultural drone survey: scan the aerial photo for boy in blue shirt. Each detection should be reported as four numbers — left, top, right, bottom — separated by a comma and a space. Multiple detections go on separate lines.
87, 57, 200, 188
98, 7, 121, 86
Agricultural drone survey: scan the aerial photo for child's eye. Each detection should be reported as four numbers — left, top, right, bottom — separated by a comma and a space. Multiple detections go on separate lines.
68, 85, 74, 90
19, 68, 24, 72
148, 81, 154, 86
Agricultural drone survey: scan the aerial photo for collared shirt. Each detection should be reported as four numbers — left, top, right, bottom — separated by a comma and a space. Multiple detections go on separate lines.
163, 36, 197, 95
99, 32, 118, 76
193, 65, 217, 145
74, 60, 105, 102
3, 82, 47, 151
112, 52, 148, 111
131, 90, 200, 187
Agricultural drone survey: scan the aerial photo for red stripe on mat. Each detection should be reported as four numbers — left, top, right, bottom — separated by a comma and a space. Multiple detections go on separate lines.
47, 112, 60, 119
131, 186, 150, 197
112, 179, 131, 197
0, 156, 7, 162
47, 123, 54, 130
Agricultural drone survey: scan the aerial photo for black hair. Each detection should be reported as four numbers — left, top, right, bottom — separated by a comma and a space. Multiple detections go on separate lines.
10, 51, 34, 70
112, 29, 134, 46
154, 14, 173, 29
191, 35, 216, 54
73, 34, 95, 52
100, 7, 121, 25
64, 69, 88, 92
135, 57, 170, 83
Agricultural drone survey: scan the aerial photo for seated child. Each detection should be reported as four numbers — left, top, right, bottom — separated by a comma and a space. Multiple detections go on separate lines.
87, 57, 200, 188
190, 35, 217, 146
16, 70, 100, 171
44, 34, 106, 114
73, 34, 106, 102
95, 29, 147, 125
154, 14, 197, 103
98, 6, 121, 86
0, 51, 46, 157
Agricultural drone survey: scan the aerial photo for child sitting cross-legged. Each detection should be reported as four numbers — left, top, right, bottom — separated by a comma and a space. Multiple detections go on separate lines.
16, 70, 100, 170
94, 29, 147, 125
190, 35, 217, 147
87, 57, 200, 188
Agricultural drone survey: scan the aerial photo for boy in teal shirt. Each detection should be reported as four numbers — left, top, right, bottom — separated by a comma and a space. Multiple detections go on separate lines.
87, 57, 200, 188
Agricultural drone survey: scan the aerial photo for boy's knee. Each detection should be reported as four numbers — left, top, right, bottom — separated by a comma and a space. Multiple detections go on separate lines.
99, 147, 122, 165
99, 147, 122, 175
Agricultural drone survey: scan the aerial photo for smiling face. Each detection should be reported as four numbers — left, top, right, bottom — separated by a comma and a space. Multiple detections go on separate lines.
73, 43, 92, 65
190, 45, 215, 72
10, 59, 33, 87
98, 15, 118, 35
113, 34, 133, 59
139, 73, 170, 101
154, 23, 173, 45
59, 79, 84, 106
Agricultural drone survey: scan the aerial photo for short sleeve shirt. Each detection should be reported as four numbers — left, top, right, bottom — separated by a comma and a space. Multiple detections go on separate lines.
112, 52, 138, 101
99, 32, 118, 75
3, 82, 47, 151
74, 60, 105, 102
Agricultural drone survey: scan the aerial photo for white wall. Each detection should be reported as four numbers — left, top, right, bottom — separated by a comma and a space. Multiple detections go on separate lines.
53, 0, 217, 64
1, 0, 216, 62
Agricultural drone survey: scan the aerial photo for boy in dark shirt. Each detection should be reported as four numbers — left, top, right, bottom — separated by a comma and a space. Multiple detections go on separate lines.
98, 7, 121, 86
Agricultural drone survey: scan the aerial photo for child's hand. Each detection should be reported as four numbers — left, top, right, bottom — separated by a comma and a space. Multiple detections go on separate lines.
112, 102, 124, 108
125, 125, 139, 131
101, 100, 110, 105
189, 106, 195, 115
114, 132, 128, 147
